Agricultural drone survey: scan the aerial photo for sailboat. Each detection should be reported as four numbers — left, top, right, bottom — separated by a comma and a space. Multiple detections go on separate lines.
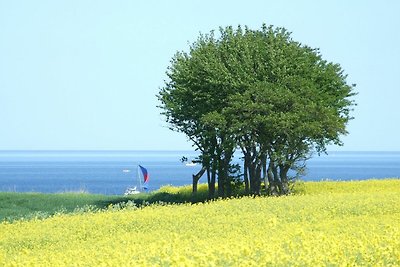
124, 165, 149, 195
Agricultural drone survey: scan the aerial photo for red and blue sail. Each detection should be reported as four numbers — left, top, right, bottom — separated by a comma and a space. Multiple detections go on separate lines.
139, 165, 149, 183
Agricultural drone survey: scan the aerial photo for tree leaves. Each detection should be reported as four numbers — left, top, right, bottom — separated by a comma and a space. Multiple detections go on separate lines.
158, 24, 356, 196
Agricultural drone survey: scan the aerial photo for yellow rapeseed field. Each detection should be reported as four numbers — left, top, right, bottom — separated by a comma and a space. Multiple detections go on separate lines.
1, 180, 399, 266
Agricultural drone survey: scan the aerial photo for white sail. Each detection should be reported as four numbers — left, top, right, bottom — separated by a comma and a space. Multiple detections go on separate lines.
124, 165, 149, 195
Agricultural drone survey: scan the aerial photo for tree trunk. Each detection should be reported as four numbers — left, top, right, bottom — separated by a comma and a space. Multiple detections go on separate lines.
248, 161, 256, 194
261, 154, 268, 193
209, 163, 216, 198
255, 162, 262, 195
192, 166, 207, 194
279, 165, 290, 195
217, 157, 231, 198
206, 167, 211, 188
269, 160, 280, 196
225, 156, 233, 196
192, 175, 198, 194
217, 159, 225, 197
243, 154, 250, 194
267, 161, 276, 195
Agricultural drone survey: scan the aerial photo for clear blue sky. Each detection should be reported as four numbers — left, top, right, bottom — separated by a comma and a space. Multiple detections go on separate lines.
1, 0, 399, 151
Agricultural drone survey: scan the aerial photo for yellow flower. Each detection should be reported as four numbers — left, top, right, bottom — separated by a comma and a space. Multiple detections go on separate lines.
0, 179, 399, 266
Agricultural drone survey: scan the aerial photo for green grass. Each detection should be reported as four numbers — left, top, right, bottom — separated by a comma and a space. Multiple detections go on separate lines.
0, 184, 211, 221
0, 192, 128, 221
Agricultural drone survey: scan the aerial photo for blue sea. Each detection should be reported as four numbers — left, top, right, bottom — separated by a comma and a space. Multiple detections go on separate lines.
0, 151, 399, 195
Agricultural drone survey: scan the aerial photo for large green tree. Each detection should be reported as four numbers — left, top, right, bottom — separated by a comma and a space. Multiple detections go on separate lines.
158, 24, 356, 197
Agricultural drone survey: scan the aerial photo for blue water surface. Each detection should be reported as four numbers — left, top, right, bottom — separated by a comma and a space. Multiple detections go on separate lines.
0, 151, 399, 195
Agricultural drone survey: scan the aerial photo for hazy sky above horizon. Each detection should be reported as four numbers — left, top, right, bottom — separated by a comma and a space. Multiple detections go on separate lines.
1, 1, 399, 151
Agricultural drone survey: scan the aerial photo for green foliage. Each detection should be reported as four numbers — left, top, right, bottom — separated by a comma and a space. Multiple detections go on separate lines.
159, 23, 356, 196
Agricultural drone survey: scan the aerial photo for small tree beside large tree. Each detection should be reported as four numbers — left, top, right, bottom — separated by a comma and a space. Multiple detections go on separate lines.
158, 24, 356, 197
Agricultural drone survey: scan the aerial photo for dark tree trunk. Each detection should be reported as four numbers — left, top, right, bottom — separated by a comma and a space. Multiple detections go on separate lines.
267, 161, 276, 195
218, 159, 230, 197
206, 167, 211, 188
192, 175, 198, 194
209, 163, 216, 198
249, 160, 262, 195
279, 165, 290, 195
269, 160, 280, 196
248, 161, 256, 194
224, 164, 232, 197
261, 154, 268, 193
243, 154, 250, 194
217, 159, 225, 197
254, 162, 262, 195
217, 149, 234, 198
207, 138, 218, 199
192, 166, 207, 194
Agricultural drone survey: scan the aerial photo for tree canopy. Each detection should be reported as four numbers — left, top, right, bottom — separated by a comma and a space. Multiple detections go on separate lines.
158, 24, 356, 197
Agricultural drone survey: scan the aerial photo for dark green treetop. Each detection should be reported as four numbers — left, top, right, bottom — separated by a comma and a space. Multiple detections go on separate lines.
158, 24, 356, 196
